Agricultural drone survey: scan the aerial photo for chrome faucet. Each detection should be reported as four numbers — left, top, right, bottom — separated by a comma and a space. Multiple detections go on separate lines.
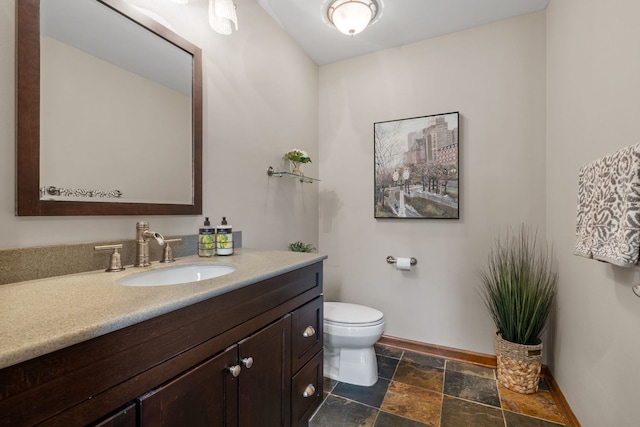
134, 221, 165, 267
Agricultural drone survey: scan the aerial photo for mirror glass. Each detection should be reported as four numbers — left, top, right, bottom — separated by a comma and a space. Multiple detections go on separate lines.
16, 0, 202, 215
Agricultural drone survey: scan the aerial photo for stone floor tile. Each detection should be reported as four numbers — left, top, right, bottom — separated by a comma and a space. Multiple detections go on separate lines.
380, 381, 442, 426
393, 359, 444, 393
323, 376, 338, 394
504, 410, 566, 427
310, 395, 378, 427
333, 378, 391, 408
444, 370, 501, 407
375, 343, 404, 359
401, 351, 446, 370
378, 354, 400, 380
499, 386, 565, 424
445, 360, 496, 380
440, 395, 505, 427
374, 411, 434, 427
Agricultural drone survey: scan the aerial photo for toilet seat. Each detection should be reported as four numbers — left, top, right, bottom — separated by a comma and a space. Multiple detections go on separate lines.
324, 302, 384, 327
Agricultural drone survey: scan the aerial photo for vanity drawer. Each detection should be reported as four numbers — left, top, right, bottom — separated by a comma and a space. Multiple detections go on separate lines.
291, 350, 323, 427
291, 296, 323, 372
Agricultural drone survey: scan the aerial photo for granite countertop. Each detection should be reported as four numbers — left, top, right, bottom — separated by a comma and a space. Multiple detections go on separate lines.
0, 249, 327, 370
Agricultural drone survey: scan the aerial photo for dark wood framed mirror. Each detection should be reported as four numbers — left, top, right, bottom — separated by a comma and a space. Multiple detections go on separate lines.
16, 0, 202, 215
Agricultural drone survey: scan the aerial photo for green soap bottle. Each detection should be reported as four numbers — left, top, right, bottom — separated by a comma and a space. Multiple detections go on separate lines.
198, 217, 215, 257
216, 217, 233, 256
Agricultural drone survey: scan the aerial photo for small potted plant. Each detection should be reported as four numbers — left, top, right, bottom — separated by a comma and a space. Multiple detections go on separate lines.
283, 149, 312, 175
478, 225, 557, 394
288, 241, 316, 253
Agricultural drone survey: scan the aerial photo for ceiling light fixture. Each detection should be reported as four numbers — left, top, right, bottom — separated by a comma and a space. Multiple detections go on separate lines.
170, 0, 189, 4
327, 0, 379, 36
209, 0, 238, 35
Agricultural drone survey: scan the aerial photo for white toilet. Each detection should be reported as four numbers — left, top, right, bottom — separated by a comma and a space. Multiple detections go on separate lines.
323, 302, 385, 387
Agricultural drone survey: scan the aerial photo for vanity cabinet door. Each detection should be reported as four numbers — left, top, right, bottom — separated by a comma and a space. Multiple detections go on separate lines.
92, 402, 137, 427
291, 296, 323, 373
291, 350, 323, 427
238, 315, 292, 427
137, 345, 239, 427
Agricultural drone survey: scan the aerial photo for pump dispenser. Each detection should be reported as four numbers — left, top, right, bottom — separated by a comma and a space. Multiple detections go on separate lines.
216, 217, 233, 255
198, 217, 215, 257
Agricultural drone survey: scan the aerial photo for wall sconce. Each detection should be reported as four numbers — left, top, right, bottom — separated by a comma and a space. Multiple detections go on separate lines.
209, 0, 238, 35
327, 0, 379, 36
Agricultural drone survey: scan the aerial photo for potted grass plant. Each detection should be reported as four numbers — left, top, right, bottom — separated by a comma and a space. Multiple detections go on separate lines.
479, 225, 558, 394
288, 241, 316, 253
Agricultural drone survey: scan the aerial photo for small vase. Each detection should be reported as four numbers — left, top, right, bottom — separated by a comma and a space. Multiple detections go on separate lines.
289, 161, 303, 176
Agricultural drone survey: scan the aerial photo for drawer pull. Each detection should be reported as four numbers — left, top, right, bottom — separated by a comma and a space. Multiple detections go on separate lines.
227, 365, 241, 377
302, 384, 316, 398
241, 357, 254, 368
302, 326, 316, 338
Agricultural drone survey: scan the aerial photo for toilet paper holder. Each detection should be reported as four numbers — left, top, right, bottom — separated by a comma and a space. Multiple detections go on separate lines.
386, 256, 417, 266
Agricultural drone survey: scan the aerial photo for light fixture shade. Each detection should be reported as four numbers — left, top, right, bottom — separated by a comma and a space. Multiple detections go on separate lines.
170, 0, 189, 4
208, 0, 238, 35
327, 0, 378, 36
216, 0, 238, 30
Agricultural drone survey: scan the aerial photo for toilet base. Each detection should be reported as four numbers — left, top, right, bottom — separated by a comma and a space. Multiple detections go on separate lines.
323, 345, 378, 386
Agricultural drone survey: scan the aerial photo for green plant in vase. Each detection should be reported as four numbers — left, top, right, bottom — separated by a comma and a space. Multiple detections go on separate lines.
283, 149, 312, 175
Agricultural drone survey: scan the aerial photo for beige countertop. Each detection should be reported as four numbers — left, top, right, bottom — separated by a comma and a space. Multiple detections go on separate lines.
0, 249, 326, 370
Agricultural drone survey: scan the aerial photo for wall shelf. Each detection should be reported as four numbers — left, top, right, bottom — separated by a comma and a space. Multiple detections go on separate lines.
267, 166, 319, 183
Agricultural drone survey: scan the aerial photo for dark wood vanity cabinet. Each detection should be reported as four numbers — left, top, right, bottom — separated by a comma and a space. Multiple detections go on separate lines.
137, 344, 239, 426
0, 262, 324, 427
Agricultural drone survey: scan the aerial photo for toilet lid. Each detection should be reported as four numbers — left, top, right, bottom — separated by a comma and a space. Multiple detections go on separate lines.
324, 302, 384, 326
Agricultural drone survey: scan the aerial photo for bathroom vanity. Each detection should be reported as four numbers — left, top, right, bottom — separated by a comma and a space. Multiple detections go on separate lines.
0, 250, 325, 426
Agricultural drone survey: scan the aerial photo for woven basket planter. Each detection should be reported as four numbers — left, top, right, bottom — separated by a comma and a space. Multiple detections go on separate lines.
495, 333, 542, 394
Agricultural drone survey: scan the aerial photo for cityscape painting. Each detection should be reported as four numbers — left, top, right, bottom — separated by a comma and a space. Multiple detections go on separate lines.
374, 112, 459, 219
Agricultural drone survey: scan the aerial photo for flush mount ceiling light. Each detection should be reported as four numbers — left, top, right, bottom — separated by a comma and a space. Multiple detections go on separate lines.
209, 0, 238, 35
327, 0, 379, 36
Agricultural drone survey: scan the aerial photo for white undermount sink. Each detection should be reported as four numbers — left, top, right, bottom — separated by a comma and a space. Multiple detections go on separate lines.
118, 264, 236, 287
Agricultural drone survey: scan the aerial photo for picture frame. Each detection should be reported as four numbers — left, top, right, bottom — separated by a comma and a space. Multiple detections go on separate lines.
374, 112, 459, 219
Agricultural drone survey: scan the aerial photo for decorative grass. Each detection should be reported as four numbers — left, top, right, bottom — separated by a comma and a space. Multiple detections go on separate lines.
288, 241, 315, 253
479, 226, 558, 345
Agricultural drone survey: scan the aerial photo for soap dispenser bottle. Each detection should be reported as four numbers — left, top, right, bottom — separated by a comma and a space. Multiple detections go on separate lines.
198, 217, 215, 257
216, 217, 233, 255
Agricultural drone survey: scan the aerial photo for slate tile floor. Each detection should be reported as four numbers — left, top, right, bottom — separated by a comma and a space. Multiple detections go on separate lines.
310, 344, 568, 427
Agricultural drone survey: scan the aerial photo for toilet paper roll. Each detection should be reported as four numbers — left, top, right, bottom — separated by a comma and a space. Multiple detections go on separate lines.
396, 257, 411, 271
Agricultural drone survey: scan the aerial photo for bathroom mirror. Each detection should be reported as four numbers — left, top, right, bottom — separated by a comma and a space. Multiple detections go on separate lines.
16, 0, 202, 215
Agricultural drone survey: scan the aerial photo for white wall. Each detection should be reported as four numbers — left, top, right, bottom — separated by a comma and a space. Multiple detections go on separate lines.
546, 0, 640, 425
0, 0, 319, 250
318, 12, 547, 355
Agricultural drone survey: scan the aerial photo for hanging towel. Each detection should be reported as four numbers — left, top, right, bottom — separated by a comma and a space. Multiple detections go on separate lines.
574, 160, 599, 259
575, 144, 640, 267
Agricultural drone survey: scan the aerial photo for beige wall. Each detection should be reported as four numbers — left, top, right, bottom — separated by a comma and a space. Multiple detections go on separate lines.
546, 0, 640, 425
0, 0, 319, 250
318, 12, 547, 355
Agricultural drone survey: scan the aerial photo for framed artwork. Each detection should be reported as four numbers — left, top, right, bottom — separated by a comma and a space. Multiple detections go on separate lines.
374, 112, 459, 219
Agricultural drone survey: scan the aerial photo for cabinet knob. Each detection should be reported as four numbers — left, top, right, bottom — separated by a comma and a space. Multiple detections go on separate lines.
241, 357, 254, 369
227, 365, 241, 377
302, 384, 316, 398
302, 326, 316, 338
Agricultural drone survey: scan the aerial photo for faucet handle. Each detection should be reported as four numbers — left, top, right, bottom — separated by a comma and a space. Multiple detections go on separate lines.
160, 239, 182, 263
94, 244, 126, 272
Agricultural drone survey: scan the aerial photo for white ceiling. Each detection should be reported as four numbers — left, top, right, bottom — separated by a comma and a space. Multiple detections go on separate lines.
256, 0, 549, 65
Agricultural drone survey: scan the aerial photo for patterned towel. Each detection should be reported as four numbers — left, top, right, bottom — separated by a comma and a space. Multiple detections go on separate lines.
574, 160, 599, 259
574, 144, 640, 267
